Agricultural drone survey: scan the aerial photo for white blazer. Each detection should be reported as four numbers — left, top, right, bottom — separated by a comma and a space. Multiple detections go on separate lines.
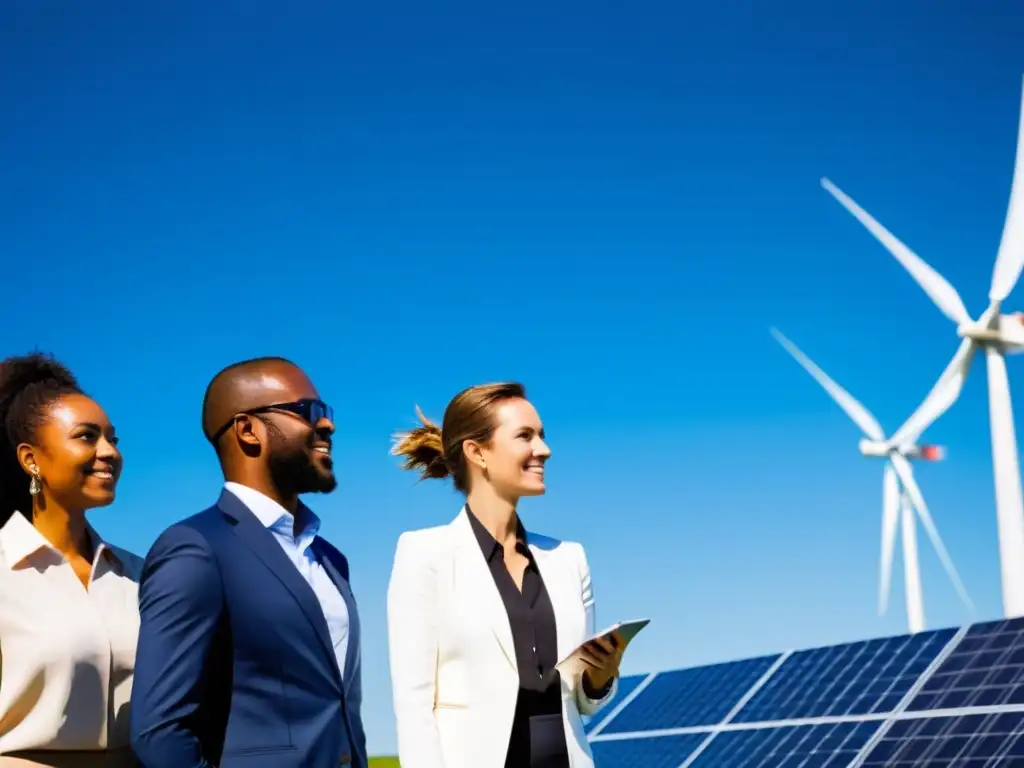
387, 507, 617, 768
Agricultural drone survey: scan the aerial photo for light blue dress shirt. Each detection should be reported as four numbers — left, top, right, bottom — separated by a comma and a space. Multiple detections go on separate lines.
224, 482, 350, 679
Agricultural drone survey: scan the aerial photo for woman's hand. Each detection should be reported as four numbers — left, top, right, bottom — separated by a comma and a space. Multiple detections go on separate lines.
579, 631, 623, 693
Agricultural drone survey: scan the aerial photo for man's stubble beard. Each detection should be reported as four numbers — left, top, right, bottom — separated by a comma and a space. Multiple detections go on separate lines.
265, 420, 337, 496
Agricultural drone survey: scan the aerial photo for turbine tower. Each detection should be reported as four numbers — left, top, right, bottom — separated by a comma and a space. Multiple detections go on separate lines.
772, 328, 973, 633
820, 75, 1024, 618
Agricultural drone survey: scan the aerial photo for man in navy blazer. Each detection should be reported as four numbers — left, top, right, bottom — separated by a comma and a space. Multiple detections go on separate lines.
130, 357, 367, 768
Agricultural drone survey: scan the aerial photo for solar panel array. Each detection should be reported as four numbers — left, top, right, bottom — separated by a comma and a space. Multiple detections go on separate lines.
588, 617, 1024, 766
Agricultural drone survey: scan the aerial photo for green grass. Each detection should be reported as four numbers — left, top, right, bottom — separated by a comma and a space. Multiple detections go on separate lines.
368, 758, 400, 768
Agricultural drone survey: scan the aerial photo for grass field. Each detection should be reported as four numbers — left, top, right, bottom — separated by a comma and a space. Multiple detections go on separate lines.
369, 758, 399, 767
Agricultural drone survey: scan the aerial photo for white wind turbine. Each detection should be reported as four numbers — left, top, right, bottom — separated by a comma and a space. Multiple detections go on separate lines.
820, 76, 1024, 618
772, 328, 973, 633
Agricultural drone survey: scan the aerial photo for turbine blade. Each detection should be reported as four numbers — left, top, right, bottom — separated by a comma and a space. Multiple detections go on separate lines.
991, 76, 1024, 303
880, 463, 900, 617
888, 337, 978, 448
889, 452, 975, 613
821, 178, 972, 326
770, 328, 885, 441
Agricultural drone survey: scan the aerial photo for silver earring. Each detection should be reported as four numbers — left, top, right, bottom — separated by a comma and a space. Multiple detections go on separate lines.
29, 471, 41, 496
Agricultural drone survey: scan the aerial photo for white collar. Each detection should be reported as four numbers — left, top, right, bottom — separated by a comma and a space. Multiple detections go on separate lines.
223, 482, 321, 537
0, 510, 118, 569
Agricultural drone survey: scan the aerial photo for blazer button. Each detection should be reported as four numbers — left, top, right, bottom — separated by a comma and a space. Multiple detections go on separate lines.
340, 754, 351, 765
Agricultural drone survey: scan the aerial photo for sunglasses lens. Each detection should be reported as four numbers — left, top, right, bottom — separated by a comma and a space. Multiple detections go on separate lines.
309, 400, 332, 424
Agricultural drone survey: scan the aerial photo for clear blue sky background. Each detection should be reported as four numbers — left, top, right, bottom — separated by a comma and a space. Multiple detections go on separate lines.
3, 0, 1024, 755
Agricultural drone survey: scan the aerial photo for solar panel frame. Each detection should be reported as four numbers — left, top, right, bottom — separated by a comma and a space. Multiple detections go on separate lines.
589, 732, 707, 767
586, 624, 989, 767
857, 710, 1024, 766
686, 720, 881, 767
907, 617, 1024, 713
584, 673, 650, 735
596, 653, 782, 734
731, 628, 958, 723
585, 621, 1024, 768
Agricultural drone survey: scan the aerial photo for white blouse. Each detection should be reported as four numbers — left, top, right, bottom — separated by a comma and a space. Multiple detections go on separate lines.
0, 512, 142, 754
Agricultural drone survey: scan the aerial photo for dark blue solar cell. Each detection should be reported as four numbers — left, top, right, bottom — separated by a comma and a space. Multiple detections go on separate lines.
584, 674, 647, 734
733, 628, 956, 722
860, 711, 1024, 765
599, 655, 780, 733
589, 733, 706, 767
689, 721, 879, 767
908, 617, 1024, 712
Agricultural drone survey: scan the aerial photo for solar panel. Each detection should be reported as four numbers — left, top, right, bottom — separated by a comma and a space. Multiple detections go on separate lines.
584, 673, 648, 734
587, 619, 1024, 768
689, 721, 879, 767
907, 618, 1024, 712
860, 711, 1024, 766
733, 628, 956, 722
589, 733, 706, 767
597, 654, 780, 734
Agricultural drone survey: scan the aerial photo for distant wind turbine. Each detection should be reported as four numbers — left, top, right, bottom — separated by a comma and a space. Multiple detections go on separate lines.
772, 328, 973, 633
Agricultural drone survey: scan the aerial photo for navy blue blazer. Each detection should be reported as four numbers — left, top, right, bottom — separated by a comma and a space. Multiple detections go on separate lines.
130, 490, 366, 768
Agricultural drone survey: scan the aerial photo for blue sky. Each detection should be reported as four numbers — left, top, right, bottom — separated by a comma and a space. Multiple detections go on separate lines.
2, 0, 1023, 755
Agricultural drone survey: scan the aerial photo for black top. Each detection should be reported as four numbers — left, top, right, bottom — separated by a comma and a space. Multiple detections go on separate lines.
467, 507, 568, 766
467, 507, 611, 767
466, 506, 563, 713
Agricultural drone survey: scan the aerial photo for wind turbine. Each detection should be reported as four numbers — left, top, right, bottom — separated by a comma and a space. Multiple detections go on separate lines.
820, 76, 1024, 618
772, 328, 973, 633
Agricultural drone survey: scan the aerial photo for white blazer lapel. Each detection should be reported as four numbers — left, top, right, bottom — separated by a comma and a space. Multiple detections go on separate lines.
450, 508, 517, 672
528, 535, 584, 666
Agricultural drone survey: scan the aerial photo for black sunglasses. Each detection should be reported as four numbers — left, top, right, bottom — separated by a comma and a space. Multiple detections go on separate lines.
209, 398, 334, 444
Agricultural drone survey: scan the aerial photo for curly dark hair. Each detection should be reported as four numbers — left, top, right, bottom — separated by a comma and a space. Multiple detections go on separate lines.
0, 353, 82, 525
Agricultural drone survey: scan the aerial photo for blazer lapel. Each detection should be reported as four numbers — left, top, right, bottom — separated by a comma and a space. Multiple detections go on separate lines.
451, 508, 517, 672
317, 543, 360, 691
528, 535, 582, 665
218, 491, 342, 685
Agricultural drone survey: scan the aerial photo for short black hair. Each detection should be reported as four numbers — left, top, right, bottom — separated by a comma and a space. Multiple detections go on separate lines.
0, 352, 82, 524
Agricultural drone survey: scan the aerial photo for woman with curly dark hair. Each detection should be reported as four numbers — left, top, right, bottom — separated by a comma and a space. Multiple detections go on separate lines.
0, 353, 141, 767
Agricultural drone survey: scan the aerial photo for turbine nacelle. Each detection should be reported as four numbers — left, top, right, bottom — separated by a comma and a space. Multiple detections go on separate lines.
957, 313, 1024, 352
857, 440, 945, 461
904, 444, 946, 461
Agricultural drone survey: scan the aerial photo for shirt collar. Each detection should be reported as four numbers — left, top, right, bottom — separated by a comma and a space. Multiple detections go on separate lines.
465, 503, 529, 563
223, 482, 321, 539
0, 510, 119, 570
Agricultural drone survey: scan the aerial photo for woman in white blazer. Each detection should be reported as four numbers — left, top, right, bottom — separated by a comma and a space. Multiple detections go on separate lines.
387, 382, 623, 768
